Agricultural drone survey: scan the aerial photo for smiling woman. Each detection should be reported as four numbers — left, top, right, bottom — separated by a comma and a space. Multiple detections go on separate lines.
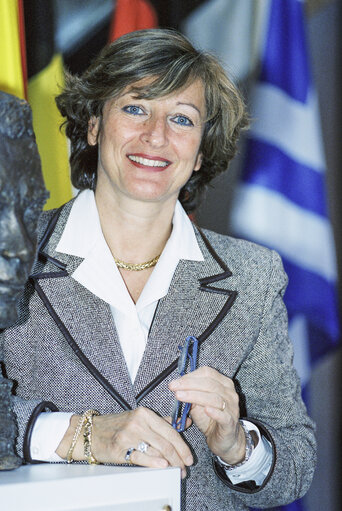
88, 79, 204, 209
1, 29, 316, 511
56, 29, 247, 212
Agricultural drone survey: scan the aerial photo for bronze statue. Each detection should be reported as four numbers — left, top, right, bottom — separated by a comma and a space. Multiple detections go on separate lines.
0, 91, 48, 469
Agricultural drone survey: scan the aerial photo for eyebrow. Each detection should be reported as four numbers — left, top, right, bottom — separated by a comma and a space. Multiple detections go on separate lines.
176, 102, 202, 115
118, 94, 203, 117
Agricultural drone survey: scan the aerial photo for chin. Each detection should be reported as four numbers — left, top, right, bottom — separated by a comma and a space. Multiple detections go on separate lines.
127, 184, 174, 203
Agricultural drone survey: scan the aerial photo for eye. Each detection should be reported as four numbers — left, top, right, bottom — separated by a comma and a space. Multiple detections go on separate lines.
171, 115, 194, 127
122, 105, 145, 115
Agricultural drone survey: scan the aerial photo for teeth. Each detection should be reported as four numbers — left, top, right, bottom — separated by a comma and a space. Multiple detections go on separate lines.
128, 155, 169, 167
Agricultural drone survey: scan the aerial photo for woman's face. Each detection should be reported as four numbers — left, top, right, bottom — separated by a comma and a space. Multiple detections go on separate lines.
89, 79, 205, 208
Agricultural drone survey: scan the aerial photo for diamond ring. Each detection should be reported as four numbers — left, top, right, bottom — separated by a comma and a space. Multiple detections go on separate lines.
137, 441, 149, 453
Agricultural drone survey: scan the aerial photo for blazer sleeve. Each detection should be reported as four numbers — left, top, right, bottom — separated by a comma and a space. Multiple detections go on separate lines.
214, 250, 317, 507
12, 396, 58, 461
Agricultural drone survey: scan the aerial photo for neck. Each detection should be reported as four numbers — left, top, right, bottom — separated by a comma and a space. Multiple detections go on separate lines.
94, 191, 176, 263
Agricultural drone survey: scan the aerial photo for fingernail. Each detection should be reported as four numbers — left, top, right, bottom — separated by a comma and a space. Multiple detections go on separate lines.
176, 391, 185, 399
181, 468, 187, 479
169, 379, 180, 389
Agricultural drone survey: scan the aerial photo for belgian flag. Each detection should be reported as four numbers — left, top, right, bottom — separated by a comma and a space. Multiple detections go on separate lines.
25, 0, 72, 209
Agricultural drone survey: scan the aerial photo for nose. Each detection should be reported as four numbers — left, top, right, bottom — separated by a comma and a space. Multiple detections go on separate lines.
140, 115, 168, 148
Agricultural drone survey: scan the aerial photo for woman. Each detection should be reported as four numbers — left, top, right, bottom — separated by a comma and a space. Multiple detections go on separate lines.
1, 29, 316, 510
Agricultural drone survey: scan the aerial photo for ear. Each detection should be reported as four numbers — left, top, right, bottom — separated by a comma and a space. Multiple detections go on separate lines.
194, 152, 203, 172
87, 116, 100, 146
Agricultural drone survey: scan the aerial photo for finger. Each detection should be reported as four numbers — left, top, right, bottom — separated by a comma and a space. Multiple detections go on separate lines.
128, 449, 188, 479
173, 389, 227, 412
136, 441, 186, 465
169, 371, 234, 394
148, 415, 194, 463
148, 427, 193, 469
125, 447, 168, 468
125, 444, 165, 461
174, 365, 232, 383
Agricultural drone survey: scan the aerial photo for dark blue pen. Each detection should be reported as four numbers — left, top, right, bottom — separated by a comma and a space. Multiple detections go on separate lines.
172, 335, 199, 432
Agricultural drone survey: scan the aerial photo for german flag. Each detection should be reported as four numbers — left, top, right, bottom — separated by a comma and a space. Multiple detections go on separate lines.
109, 0, 158, 41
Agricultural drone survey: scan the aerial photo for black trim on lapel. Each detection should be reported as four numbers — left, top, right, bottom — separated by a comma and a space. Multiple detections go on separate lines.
31, 276, 133, 411
135, 227, 237, 404
37, 206, 67, 270
31, 206, 133, 412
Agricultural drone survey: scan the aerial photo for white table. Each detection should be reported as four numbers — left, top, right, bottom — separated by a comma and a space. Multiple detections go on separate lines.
0, 463, 181, 511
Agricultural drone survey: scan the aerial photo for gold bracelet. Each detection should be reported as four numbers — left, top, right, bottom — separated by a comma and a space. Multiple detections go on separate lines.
66, 414, 87, 463
83, 410, 100, 465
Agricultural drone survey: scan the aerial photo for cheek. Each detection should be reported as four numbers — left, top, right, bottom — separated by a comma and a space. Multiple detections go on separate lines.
99, 129, 127, 159
180, 137, 202, 164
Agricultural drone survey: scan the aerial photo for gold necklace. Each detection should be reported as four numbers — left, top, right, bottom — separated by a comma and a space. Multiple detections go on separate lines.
114, 254, 161, 271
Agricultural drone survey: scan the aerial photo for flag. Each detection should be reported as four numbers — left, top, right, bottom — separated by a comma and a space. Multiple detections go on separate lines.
109, 0, 158, 41
230, 1, 339, 509
231, 0, 339, 384
182, 0, 271, 228
182, 0, 268, 84
0, 0, 26, 99
25, 0, 72, 210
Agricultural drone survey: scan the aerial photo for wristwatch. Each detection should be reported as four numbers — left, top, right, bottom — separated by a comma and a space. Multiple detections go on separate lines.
214, 420, 255, 471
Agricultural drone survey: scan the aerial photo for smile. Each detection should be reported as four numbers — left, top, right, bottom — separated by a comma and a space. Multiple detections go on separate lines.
127, 154, 171, 168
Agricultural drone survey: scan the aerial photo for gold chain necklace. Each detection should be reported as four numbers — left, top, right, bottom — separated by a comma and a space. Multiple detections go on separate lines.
114, 254, 161, 271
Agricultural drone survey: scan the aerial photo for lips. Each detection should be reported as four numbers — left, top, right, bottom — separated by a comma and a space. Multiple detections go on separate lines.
127, 153, 171, 170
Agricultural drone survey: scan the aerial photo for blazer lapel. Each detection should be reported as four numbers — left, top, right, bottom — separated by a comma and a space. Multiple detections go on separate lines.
31, 203, 137, 410
134, 226, 237, 402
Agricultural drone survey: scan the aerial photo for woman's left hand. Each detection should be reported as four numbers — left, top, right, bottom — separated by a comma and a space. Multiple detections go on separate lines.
168, 366, 246, 464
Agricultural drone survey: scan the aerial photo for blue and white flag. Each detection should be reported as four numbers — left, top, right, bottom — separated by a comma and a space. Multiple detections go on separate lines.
231, 0, 339, 388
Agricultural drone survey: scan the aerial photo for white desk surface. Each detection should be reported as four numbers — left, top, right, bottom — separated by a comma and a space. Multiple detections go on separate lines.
0, 463, 181, 511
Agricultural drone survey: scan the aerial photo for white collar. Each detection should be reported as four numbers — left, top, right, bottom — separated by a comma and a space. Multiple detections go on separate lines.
56, 190, 204, 312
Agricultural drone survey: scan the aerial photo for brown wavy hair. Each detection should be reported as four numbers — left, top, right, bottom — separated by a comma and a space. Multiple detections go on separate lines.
56, 29, 248, 212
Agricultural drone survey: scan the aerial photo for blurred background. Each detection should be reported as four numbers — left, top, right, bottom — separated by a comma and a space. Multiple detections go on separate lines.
1, 1, 341, 509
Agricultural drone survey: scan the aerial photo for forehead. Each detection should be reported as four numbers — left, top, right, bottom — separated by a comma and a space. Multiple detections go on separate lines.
114, 78, 206, 114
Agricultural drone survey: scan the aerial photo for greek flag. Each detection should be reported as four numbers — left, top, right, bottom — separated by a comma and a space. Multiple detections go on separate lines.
231, 0, 339, 394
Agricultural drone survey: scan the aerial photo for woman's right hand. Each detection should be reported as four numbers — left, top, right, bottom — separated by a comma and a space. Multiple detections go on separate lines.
56, 407, 193, 477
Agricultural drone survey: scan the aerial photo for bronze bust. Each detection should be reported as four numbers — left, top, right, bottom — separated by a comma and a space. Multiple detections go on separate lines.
0, 91, 48, 469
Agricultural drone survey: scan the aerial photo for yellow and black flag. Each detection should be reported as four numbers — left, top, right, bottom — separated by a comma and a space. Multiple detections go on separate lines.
24, 0, 72, 209
0, 0, 26, 99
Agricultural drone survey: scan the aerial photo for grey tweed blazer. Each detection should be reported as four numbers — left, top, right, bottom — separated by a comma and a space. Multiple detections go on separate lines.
1, 199, 316, 510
